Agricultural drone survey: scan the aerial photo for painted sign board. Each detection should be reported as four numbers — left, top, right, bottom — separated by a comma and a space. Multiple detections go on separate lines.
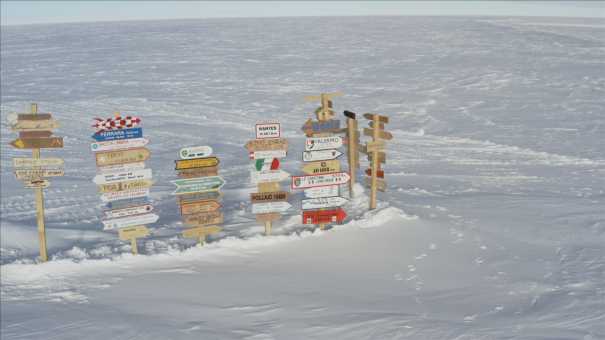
102, 213, 159, 230
13, 157, 64, 168
250, 169, 290, 184
180, 146, 213, 160
249, 150, 287, 160
118, 225, 150, 241
172, 176, 225, 195
302, 196, 348, 210
183, 211, 224, 227
291, 172, 350, 190
93, 168, 152, 185
255, 122, 281, 139
11, 119, 60, 131
180, 200, 221, 215
100, 188, 150, 203
302, 208, 347, 225
95, 148, 150, 167
363, 113, 389, 123
177, 166, 219, 179
251, 201, 292, 214
17, 113, 52, 120
98, 162, 146, 174
90, 138, 149, 152
93, 116, 141, 131
304, 185, 339, 199
182, 226, 222, 239
175, 157, 219, 170
301, 119, 341, 136
97, 179, 153, 193
244, 138, 288, 152
363, 128, 393, 140
305, 136, 343, 151
255, 213, 282, 223
19, 131, 52, 139
104, 204, 153, 219
302, 149, 342, 162
250, 191, 289, 203
92, 127, 142, 142
24, 179, 50, 188
10, 137, 63, 149
257, 182, 280, 193
178, 191, 223, 204
302, 160, 341, 175
15, 169, 64, 180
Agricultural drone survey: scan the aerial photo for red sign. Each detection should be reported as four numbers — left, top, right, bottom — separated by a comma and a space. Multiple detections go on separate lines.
365, 168, 384, 178
302, 208, 346, 225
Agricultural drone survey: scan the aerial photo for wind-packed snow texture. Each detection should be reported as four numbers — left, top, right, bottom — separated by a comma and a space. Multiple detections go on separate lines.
1, 16, 604, 339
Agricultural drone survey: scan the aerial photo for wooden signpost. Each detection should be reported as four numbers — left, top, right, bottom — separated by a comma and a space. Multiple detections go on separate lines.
173, 147, 224, 246
246, 121, 290, 235
7, 104, 65, 262
91, 112, 155, 254
293, 93, 349, 230
362, 113, 392, 209
343, 110, 360, 197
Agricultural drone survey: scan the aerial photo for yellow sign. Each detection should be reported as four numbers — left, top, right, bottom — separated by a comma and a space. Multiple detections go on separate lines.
96, 148, 151, 167
118, 225, 150, 241
182, 226, 222, 239
175, 157, 219, 170
13, 157, 64, 168
15, 169, 64, 180
97, 179, 153, 193
302, 160, 341, 175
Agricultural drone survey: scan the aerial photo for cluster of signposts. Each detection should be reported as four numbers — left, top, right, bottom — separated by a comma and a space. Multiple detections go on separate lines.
246, 121, 291, 235
171, 146, 225, 245
91, 113, 157, 254
7, 97, 391, 261
8, 104, 65, 262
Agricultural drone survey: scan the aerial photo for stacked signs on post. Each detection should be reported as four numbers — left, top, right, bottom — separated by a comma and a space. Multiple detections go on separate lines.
8, 103, 64, 262
361, 113, 392, 210
91, 113, 156, 254
292, 93, 349, 229
172, 146, 224, 246
246, 121, 290, 235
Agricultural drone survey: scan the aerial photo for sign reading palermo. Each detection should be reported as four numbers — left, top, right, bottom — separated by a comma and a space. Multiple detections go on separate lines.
256, 122, 280, 139
305, 136, 343, 151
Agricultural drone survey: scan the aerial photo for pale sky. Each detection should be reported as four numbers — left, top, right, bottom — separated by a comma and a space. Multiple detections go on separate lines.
1, 1, 604, 26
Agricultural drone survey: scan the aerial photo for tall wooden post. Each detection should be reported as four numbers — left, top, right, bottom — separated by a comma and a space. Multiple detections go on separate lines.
370, 115, 379, 210
30, 103, 49, 262
130, 237, 139, 255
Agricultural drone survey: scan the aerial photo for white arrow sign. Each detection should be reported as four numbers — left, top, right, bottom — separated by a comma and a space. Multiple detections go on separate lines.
252, 201, 292, 214
97, 162, 146, 174
304, 185, 339, 199
250, 169, 290, 184
291, 172, 350, 189
104, 204, 154, 219
93, 168, 152, 185
302, 149, 343, 162
90, 138, 149, 152
100, 188, 150, 203
305, 136, 343, 151
249, 149, 287, 160
179, 145, 213, 159
102, 213, 159, 230
302, 196, 348, 210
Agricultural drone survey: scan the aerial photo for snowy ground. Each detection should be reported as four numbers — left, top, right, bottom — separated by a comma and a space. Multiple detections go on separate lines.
1, 16, 604, 339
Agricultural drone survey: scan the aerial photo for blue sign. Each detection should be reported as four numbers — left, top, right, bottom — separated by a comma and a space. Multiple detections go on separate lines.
92, 128, 142, 142
106, 196, 151, 210
312, 119, 340, 132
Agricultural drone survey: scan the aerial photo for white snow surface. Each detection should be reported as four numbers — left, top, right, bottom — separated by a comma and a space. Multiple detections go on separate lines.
1, 16, 605, 339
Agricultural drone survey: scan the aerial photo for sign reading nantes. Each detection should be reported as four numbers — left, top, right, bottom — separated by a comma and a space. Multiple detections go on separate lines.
256, 122, 280, 139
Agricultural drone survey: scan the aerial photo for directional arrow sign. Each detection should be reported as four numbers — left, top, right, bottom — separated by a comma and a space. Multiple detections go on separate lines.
305, 136, 343, 151
13, 157, 64, 168
179, 145, 213, 159
95, 148, 150, 167
98, 162, 146, 174
118, 226, 150, 241
180, 199, 221, 215
177, 166, 218, 179
92, 127, 142, 142
178, 191, 223, 205
304, 185, 339, 199
256, 122, 281, 139
300, 119, 341, 137
249, 149, 287, 160
11, 119, 60, 131
171, 176, 225, 195
250, 191, 289, 203
104, 204, 153, 219
250, 169, 290, 184
93, 168, 152, 185
363, 128, 393, 140
302, 196, 348, 210
252, 201, 292, 214
93, 115, 141, 131
183, 211, 223, 227
175, 157, 219, 170
102, 213, 158, 230
182, 226, 222, 239
366, 140, 386, 152
106, 197, 151, 210
11, 137, 63, 149
19, 131, 52, 139
97, 179, 153, 194
244, 138, 288, 152
90, 138, 149, 152
302, 149, 342, 162
302, 208, 347, 225
363, 113, 389, 123
15, 169, 64, 180
24, 179, 50, 189
17, 113, 52, 120
302, 160, 341, 175
100, 188, 150, 203
291, 172, 350, 190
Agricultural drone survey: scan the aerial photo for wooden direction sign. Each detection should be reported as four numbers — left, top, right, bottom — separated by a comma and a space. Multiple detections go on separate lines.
98, 162, 146, 174
11, 119, 60, 131
300, 119, 341, 137
13, 157, 64, 168
93, 168, 152, 185
363, 128, 393, 140
180, 199, 221, 215
244, 138, 288, 152
302, 196, 348, 210
178, 191, 223, 204
250, 191, 288, 203
302, 160, 341, 175
15, 169, 64, 180
367, 152, 386, 163
302, 149, 342, 162
182, 226, 222, 239
92, 127, 142, 142
251, 201, 292, 214
256, 213, 282, 223
250, 169, 289, 184
104, 204, 153, 219
97, 179, 153, 193
19, 131, 52, 139
363, 113, 389, 124
304, 185, 339, 199
249, 149, 287, 160
291, 172, 350, 190
96, 148, 150, 167
10, 137, 63, 149
257, 182, 280, 193
172, 176, 226, 195
365, 168, 385, 178
180, 145, 213, 159
17, 113, 52, 120
24, 179, 50, 188
175, 156, 219, 170
366, 140, 385, 153
118, 225, 150, 241
100, 188, 150, 203
369, 121, 386, 130
256, 122, 280, 139
177, 166, 218, 179
103, 213, 159, 230
305, 136, 343, 151
302, 208, 347, 225
106, 197, 151, 210
365, 177, 387, 192
183, 211, 223, 227
91, 138, 149, 152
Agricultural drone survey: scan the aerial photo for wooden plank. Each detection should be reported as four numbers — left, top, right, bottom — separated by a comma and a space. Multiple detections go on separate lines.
257, 182, 280, 193
96, 148, 150, 167
302, 160, 341, 175
175, 157, 219, 170
183, 211, 223, 227
97, 179, 153, 193
250, 191, 289, 203
256, 213, 281, 223
11, 119, 60, 131
180, 199, 221, 215
366, 140, 385, 152
363, 113, 389, 123
19, 131, 52, 139
369, 115, 379, 209
18, 113, 52, 120
24, 179, 50, 188
13, 157, 64, 168
363, 128, 393, 140
244, 138, 288, 152
367, 152, 386, 163
118, 225, 150, 241
346, 116, 357, 197
10, 137, 63, 149
178, 191, 223, 204
15, 169, 64, 180
177, 166, 218, 179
